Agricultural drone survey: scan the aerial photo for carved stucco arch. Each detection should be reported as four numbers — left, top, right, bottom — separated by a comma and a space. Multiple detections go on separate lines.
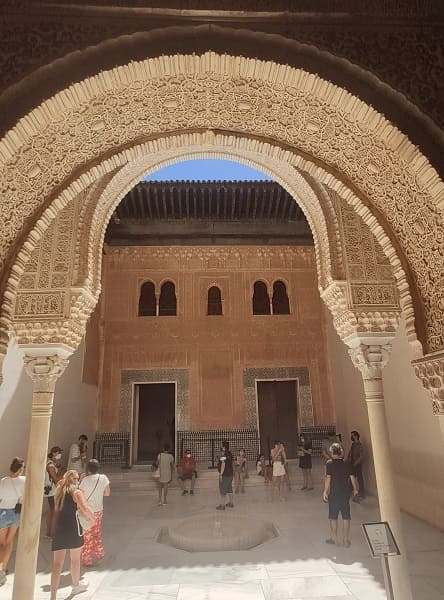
12, 131, 410, 357
1, 52, 442, 353
49, 133, 417, 353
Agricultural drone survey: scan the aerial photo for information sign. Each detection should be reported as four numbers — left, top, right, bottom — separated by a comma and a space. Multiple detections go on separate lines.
362, 521, 400, 557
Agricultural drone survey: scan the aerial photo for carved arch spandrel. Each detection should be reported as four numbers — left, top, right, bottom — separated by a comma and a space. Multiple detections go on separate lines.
1, 53, 441, 351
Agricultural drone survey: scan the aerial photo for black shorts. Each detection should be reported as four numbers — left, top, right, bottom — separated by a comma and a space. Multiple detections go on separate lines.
219, 475, 233, 496
328, 495, 351, 520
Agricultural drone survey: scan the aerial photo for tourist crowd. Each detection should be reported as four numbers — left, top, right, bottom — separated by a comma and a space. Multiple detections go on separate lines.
0, 428, 365, 595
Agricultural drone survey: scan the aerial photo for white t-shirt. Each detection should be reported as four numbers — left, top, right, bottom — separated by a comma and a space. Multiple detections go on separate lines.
0, 476, 25, 509
67, 443, 81, 471
79, 474, 110, 513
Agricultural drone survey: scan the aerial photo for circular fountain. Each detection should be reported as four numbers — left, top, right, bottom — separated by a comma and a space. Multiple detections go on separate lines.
165, 512, 277, 552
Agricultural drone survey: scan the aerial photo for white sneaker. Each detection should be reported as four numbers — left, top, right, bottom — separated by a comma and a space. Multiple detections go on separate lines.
71, 580, 89, 595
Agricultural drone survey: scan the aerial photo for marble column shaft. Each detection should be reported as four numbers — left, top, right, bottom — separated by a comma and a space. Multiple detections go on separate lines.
12, 354, 68, 600
349, 343, 413, 600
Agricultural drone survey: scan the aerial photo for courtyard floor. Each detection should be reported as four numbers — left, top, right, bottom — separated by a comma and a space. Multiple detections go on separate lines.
1, 460, 443, 600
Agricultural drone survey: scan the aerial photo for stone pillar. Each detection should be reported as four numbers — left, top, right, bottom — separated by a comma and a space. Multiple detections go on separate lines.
348, 340, 413, 600
412, 350, 444, 444
12, 352, 69, 600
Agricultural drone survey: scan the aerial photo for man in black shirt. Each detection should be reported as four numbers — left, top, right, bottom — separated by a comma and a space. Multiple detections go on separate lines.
216, 440, 234, 510
323, 443, 359, 547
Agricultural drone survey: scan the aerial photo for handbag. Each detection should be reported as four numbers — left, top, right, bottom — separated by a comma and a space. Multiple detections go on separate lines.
11, 479, 22, 514
76, 475, 100, 535
76, 509, 95, 533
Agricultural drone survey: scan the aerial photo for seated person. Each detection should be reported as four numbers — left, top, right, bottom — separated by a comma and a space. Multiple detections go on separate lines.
256, 453, 272, 483
177, 449, 197, 495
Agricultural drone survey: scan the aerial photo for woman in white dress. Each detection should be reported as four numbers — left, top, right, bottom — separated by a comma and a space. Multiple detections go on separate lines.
156, 444, 174, 506
270, 440, 286, 500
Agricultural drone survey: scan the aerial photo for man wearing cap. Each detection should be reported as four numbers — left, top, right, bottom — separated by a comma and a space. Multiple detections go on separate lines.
44, 446, 64, 538
177, 449, 197, 495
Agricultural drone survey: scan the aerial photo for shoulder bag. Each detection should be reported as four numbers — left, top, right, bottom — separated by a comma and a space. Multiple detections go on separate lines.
11, 478, 22, 514
76, 475, 100, 535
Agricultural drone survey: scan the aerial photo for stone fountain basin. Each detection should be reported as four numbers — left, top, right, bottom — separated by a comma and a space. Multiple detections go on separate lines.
163, 512, 277, 552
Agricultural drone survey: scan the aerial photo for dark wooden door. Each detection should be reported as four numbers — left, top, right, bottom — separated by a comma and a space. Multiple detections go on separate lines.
257, 380, 298, 459
137, 383, 175, 462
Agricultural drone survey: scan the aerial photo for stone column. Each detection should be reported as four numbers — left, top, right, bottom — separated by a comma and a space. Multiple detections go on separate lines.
12, 352, 69, 600
412, 350, 444, 444
348, 340, 413, 600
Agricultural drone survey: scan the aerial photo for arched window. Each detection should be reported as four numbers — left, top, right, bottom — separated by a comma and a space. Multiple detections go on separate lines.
159, 281, 177, 316
138, 281, 156, 316
272, 280, 290, 314
252, 281, 270, 315
207, 286, 223, 316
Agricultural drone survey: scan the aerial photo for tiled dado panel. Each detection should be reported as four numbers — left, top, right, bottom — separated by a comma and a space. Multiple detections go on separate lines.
120, 369, 189, 432
244, 367, 314, 429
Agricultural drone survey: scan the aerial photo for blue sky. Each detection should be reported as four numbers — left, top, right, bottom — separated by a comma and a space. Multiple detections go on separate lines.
144, 159, 272, 182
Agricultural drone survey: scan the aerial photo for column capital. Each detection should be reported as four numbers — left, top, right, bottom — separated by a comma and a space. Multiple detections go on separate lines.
23, 353, 69, 393
321, 281, 401, 341
348, 342, 392, 381
412, 350, 444, 416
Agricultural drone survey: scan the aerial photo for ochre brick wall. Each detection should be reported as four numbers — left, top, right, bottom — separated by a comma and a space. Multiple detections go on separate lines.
95, 245, 334, 431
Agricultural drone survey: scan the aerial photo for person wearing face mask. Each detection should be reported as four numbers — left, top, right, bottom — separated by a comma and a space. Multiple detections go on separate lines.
177, 449, 197, 495
45, 446, 65, 538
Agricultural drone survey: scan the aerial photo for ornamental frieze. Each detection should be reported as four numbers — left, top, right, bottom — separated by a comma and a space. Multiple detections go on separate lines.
15, 292, 64, 318
350, 284, 398, 307
106, 245, 315, 271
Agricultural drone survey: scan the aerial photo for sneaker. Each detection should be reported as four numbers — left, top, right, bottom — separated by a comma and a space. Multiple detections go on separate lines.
226, 502, 234, 508
216, 504, 225, 510
182, 490, 188, 496
71, 581, 89, 595
0, 570, 6, 586
190, 490, 194, 495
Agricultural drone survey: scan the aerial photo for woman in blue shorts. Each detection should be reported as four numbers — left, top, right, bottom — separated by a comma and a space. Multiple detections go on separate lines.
0, 457, 25, 586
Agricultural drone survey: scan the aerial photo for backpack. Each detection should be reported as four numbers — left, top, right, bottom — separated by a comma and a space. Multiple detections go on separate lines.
44, 461, 55, 496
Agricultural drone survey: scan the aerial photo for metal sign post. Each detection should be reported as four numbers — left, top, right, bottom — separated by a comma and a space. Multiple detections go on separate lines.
362, 522, 401, 600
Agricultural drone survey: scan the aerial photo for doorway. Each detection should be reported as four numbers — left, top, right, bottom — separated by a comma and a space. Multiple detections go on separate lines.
134, 382, 175, 463
257, 380, 299, 459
